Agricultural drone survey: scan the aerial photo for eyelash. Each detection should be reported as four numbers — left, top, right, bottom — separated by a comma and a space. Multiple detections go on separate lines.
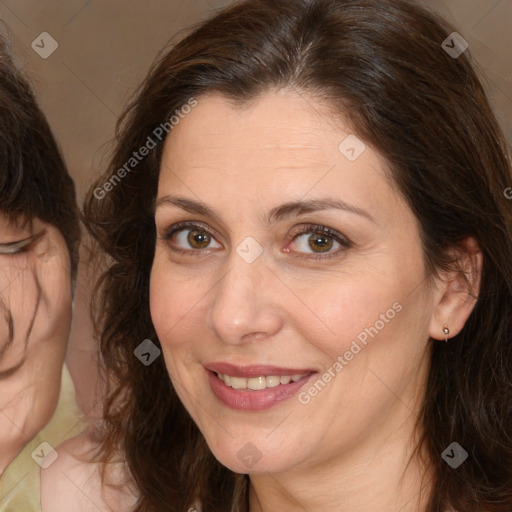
159, 221, 352, 261
0, 231, 45, 257
0, 238, 34, 256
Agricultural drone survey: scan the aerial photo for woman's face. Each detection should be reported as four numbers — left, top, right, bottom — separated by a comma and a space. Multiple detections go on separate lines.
150, 89, 443, 474
0, 216, 72, 471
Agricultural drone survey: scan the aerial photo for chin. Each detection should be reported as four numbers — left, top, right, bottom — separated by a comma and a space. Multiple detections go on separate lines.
206, 437, 299, 475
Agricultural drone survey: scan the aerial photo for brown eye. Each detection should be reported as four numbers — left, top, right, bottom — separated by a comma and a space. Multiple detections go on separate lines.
164, 223, 222, 253
308, 234, 333, 253
287, 224, 352, 260
187, 228, 211, 249
293, 231, 340, 255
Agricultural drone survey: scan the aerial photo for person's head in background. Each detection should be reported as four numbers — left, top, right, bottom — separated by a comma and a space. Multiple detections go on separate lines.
0, 32, 80, 473
83, 0, 512, 510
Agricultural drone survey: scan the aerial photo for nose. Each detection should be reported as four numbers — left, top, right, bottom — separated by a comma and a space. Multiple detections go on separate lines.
207, 249, 284, 345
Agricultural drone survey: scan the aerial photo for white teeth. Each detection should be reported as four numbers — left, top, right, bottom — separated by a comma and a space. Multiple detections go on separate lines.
266, 376, 281, 388
247, 376, 267, 391
230, 376, 247, 390
216, 372, 308, 390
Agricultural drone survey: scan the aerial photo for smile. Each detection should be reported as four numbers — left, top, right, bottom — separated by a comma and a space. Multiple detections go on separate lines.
205, 363, 316, 410
215, 372, 309, 390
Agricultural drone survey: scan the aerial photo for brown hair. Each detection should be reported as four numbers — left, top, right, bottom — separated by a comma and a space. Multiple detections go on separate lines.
0, 33, 80, 283
83, 0, 512, 510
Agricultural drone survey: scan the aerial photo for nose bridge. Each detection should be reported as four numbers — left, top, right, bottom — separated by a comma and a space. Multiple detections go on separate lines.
208, 246, 282, 344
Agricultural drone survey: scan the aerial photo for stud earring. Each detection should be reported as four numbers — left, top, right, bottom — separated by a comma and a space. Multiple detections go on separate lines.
443, 326, 450, 343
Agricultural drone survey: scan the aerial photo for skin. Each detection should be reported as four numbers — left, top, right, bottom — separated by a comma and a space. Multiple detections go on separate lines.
149, 88, 482, 512
0, 215, 72, 474
40, 426, 139, 512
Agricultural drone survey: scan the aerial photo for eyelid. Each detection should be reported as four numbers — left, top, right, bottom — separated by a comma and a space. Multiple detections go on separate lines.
159, 221, 224, 256
0, 231, 44, 255
161, 221, 222, 243
284, 224, 352, 260
289, 224, 351, 245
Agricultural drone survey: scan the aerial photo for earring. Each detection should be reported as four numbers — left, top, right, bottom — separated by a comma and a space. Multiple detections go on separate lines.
443, 326, 450, 343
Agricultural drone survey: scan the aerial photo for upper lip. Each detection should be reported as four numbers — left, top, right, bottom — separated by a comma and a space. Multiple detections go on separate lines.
204, 362, 316, 378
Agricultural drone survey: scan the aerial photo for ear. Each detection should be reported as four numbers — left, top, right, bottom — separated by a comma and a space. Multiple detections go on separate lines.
428, 236, 483, 341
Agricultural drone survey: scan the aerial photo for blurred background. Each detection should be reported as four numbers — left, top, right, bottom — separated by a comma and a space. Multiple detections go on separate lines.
0, 0, 510, 199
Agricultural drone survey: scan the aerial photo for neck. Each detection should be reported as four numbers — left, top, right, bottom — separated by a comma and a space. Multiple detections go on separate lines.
248, 413, 434, 512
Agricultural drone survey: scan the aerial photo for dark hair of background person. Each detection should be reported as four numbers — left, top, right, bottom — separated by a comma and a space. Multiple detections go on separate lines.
0, 33, 80, 284
82, 0, 512, 510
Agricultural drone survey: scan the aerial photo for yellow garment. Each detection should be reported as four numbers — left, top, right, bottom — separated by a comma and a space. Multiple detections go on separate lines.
0, 365, 86, 512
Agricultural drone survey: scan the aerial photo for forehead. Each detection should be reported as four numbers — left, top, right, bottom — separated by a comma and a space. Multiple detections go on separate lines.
161, 89, 351, 170
157, 89, 404, 226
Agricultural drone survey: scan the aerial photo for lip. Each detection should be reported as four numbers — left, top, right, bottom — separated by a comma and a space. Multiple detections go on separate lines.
205, 362, 317, 411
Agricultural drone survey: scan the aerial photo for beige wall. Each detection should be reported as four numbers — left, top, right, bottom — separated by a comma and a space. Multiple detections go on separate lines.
0, 0, 510, 199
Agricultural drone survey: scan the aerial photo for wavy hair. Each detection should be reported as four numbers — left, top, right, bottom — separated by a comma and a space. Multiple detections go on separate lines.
82, 0, 512, 510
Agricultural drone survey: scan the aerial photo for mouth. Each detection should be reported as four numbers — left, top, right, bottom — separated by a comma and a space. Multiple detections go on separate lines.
214, 372, 310, 390
204, 363, 316, 410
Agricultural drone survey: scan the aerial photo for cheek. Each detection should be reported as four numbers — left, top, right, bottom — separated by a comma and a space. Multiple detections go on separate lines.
149, 258, 198, 351
0, 265, 40, 369
36, 250, 73, 348
286, 269, 404, 361
316, 276, 431, 411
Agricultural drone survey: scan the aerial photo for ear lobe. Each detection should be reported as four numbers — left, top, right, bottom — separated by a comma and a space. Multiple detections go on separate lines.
428, 237, 483, 341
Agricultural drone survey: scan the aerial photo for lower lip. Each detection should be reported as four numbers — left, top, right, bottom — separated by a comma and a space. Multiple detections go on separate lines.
207, 370, 316, 411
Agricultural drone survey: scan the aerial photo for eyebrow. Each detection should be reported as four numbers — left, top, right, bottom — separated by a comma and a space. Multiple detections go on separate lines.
154, 195, 376, 225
